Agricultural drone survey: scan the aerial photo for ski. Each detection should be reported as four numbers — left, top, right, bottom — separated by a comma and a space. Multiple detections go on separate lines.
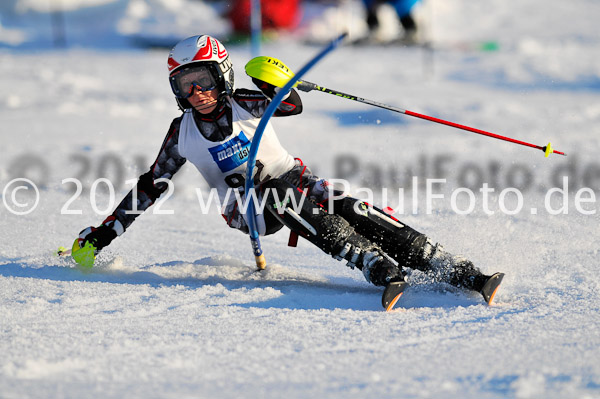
382, 280, 408, 312
480, 272, 505, 305
383, 272, 505, 311
346, 37, 500, 52
348, 36, 424, 48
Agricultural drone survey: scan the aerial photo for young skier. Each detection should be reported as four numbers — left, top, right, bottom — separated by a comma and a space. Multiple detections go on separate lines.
74, 34, 504, 311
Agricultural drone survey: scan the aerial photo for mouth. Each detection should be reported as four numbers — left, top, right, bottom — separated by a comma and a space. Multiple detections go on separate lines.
195, 99, 216, 105
190, 98, 218, 111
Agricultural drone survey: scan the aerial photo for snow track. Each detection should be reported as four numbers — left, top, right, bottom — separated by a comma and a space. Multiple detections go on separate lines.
2, 0, 600, 397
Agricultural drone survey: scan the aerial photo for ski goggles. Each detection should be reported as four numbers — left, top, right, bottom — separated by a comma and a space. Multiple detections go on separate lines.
169, 66, 218, 98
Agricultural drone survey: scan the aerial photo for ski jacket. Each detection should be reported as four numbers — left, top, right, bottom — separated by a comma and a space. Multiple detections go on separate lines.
108, 88, 303, 233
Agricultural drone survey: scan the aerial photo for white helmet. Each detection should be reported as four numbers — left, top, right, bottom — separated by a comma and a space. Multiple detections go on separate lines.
167, 35, 234, 109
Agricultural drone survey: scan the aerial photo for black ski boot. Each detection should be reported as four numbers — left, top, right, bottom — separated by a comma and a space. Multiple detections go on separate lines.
332, 235, 407, 311
332, 234, 404, 286
415, 236, 504, 304
329, 197, 504, 305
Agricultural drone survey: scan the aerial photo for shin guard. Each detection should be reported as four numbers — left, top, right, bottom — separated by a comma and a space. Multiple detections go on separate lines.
262, 179, 403, 285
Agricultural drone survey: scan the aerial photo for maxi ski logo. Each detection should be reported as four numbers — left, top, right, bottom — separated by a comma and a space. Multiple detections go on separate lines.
208, 132, 251, 173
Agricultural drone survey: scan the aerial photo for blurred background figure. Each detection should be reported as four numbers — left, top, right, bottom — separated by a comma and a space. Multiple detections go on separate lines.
361, 0, 421, 44
227, 0, 301, 37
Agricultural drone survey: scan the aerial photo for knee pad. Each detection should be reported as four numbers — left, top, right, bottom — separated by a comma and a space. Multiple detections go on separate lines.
262, 179, 355, 255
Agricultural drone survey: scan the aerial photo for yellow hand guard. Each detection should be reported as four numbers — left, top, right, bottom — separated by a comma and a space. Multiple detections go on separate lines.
71, 238, 96, 269
245, 56, 299, 89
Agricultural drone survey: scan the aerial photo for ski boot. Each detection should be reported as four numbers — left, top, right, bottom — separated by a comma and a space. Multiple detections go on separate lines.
329, 196, 504, 305
332, 237, 407, 312
416, 237, 504, 305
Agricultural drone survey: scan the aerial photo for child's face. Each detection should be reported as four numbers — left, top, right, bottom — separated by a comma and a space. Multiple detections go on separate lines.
188, 87, 219, 114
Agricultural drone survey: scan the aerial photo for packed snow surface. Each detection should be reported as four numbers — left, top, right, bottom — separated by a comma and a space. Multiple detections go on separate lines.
1, 0, 600, 398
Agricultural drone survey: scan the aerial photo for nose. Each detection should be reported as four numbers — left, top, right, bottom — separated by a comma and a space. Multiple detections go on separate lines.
188, 87, 204, 99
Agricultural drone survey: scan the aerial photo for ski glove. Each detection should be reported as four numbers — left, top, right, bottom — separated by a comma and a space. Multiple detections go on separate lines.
78, 216, 124, 252
252, 77, 290, 101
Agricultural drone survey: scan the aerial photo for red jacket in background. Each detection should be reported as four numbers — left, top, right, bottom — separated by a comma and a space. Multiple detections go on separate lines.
229, 0, 301, 33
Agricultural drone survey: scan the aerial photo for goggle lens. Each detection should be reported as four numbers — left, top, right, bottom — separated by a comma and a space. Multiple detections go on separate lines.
170, 66, 218, 98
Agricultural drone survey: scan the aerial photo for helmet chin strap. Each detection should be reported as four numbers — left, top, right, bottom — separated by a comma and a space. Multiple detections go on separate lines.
217, 88, 230, 101
214, 87, 233, 109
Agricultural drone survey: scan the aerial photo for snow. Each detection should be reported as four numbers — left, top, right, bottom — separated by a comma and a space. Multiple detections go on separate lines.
1, 0, 600, 398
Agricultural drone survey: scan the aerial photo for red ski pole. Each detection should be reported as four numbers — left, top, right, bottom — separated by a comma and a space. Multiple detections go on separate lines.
296, 81, 566, 158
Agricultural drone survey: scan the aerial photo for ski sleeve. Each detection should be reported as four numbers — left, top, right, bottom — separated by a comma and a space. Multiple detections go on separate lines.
109, 117, 187, 231
233, 88, 303, 118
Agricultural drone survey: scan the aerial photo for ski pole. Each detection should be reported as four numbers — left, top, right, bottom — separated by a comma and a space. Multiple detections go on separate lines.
295, 81, 565, 158
246, 57, 565, 157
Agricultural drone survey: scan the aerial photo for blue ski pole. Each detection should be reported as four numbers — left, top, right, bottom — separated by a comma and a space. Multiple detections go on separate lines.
244, 32, 348, 270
